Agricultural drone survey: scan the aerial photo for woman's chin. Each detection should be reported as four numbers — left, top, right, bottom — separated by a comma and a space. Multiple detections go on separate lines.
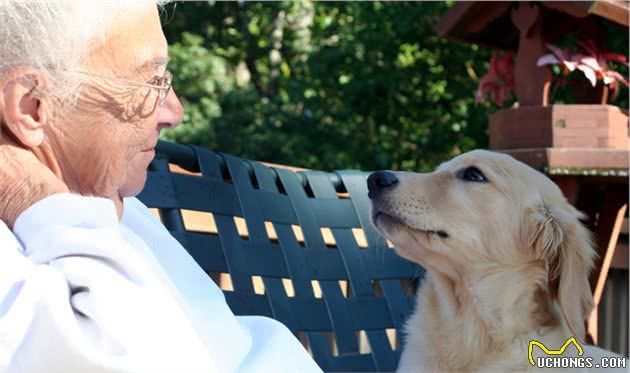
118, 163, 150, 198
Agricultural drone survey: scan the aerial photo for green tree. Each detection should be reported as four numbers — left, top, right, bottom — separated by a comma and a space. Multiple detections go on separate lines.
161, 1, 628, 172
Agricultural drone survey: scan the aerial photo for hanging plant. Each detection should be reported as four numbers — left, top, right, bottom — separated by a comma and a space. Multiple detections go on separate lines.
475, 50, 515, 106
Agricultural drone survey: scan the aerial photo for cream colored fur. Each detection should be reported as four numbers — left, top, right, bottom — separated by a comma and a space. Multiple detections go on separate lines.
370, 150, 627, 372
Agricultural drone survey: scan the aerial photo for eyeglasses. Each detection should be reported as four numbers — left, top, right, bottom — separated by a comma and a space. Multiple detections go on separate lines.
70, 69, 172, 108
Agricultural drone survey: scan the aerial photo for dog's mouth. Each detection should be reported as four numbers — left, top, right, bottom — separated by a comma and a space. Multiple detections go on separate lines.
372, 211, 449, 239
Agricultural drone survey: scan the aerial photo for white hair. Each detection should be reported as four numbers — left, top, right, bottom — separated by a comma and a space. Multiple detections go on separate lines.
0, 1, 167, 98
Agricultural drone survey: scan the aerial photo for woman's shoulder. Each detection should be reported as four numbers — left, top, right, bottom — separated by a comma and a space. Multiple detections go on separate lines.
123, 197, 159, 220
121, 197, 166, 233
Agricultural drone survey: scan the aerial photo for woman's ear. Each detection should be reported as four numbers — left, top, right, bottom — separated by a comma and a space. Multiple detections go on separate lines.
0, 68, 48, 148
525, 204, 595, 341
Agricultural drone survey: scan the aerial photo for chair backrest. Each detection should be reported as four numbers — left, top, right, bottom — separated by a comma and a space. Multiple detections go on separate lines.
138, 141, 424, 372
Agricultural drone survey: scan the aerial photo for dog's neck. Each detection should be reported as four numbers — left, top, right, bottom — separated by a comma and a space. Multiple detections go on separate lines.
416, 260, 559, 371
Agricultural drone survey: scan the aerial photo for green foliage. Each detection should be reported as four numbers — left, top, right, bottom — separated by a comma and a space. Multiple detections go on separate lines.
161, 1, 628, 172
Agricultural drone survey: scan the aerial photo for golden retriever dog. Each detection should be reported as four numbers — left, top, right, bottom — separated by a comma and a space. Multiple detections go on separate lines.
368, 150, 627, 372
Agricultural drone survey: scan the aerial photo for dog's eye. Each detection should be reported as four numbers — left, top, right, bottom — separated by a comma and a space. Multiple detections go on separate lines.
457, 166, 487, 183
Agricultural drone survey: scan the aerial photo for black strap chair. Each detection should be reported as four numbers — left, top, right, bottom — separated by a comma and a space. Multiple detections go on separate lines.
137, 141, 424, 372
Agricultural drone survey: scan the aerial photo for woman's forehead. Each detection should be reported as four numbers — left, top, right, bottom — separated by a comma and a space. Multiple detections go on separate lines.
85, 3, 167, 74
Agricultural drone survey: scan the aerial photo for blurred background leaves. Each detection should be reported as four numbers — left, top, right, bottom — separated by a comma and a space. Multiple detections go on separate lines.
161, 1, 628, 172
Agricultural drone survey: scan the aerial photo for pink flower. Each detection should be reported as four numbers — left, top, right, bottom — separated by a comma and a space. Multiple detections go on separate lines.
537, 40, 629, 94
476, 51, 515, 106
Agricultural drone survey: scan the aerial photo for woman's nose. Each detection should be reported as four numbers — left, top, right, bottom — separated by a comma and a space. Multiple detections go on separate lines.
157, 88, 184, 130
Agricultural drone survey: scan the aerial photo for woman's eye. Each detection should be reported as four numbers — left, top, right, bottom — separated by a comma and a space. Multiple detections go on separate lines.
147, 76, 161, 85
457, 166, 487, 183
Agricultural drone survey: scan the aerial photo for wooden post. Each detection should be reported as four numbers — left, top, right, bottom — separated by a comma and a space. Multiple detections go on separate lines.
511, 2, 551, 106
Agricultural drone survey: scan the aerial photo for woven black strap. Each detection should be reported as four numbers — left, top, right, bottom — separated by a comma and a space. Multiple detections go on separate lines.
138, 141, 424, 372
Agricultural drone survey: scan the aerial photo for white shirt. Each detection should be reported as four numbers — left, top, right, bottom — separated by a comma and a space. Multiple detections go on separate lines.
0, 193, 322, 373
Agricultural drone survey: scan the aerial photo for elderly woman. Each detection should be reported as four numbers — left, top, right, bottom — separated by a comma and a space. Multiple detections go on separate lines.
0, 1, 321, 372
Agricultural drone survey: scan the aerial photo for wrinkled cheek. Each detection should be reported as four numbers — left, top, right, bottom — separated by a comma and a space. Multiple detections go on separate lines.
74, 152, 129, 198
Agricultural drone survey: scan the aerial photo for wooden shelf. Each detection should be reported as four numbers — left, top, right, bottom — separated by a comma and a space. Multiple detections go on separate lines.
500, 148, 629, 176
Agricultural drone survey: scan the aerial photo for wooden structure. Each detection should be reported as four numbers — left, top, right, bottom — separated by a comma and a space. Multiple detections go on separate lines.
438, 1, 629, 350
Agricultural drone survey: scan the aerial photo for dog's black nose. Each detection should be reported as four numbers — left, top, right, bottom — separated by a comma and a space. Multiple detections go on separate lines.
367, 171, 399, 198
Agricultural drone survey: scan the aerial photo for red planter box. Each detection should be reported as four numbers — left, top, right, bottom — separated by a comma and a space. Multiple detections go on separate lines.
489, 105, 629, 150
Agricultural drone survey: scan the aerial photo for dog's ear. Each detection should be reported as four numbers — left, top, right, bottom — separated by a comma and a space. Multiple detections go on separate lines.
525, 206, 564, 260
525, 205, 595, 341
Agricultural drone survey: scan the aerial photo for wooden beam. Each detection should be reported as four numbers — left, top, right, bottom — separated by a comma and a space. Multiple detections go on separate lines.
434, 1, 514, 49
592, 200, 627, 305
436, 1, 628, 50
590, 0, 630, 28
502, 148, 630, 172
543, 1, 592, 18
435, 1, 476, 37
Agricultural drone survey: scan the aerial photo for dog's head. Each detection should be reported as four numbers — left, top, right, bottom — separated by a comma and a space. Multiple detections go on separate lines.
368, 150, 595, 339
